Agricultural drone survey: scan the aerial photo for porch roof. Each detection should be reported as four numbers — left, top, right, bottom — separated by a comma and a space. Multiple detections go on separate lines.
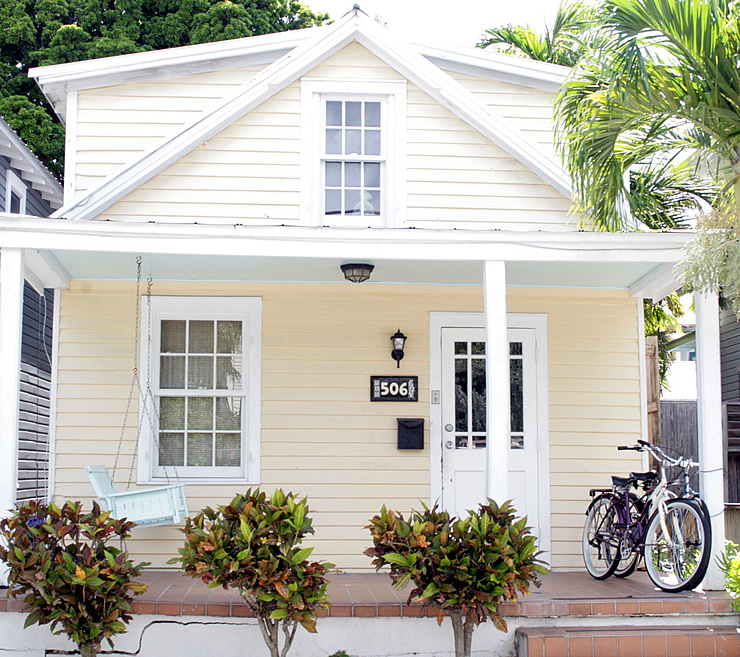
2, 216, 691, 299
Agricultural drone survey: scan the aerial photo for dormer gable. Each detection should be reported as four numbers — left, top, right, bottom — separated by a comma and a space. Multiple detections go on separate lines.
31, 7, 574, 231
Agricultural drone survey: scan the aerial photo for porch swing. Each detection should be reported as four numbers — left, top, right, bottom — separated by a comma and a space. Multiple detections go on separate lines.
85, 257, 188, 528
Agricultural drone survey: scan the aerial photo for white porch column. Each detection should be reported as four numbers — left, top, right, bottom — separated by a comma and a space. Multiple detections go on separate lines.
0, 248, 24, 585
694, 291, 726, 590
484, 260, 509, 503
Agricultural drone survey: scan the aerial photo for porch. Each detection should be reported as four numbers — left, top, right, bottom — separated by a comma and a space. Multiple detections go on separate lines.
2, 570, 738, 657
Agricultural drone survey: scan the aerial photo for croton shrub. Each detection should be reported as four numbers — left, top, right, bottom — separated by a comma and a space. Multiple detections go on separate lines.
0, 500, 148, 657
366, 499, 547, 657
171, 488, 332, 657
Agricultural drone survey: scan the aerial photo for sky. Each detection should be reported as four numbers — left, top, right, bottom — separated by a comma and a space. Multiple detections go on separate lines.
308, 1, 564, 49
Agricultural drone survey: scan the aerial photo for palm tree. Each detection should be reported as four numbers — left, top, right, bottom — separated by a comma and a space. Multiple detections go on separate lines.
555, 0, 734, 231
477, 1, 595, 67
481, 0, 718, 382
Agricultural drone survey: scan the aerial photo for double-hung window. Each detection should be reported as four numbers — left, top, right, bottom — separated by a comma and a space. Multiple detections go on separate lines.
140, 296, 261, 484
301, 79, 406, 227
324, 99, 382, 218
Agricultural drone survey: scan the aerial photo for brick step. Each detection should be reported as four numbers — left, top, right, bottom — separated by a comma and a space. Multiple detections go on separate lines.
517, 625, 740, 657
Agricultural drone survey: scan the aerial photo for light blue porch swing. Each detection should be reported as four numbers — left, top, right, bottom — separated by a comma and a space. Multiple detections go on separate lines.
85, 257, 188, 528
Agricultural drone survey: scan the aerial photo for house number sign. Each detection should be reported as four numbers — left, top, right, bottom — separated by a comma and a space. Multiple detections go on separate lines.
370, 376, 418, 402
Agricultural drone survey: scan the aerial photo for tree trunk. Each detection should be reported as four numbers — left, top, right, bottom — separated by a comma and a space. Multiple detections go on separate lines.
448, 610, 475, 657
79, 643, 98, 657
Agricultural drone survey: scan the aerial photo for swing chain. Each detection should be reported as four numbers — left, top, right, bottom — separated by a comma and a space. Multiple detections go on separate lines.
112, 256, 142, 481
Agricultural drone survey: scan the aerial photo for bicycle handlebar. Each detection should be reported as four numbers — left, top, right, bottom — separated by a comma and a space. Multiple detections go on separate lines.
617, 441, 698, 470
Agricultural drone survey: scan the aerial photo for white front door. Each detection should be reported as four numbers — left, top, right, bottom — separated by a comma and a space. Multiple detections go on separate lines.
441, 327, 539, 526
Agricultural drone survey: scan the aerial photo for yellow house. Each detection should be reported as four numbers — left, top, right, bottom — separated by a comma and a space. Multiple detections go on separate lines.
0, 7, 724, 581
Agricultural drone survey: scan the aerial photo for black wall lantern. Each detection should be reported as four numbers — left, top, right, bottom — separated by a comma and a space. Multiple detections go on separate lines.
391, 329, 407, 368
341, 263, 374, 283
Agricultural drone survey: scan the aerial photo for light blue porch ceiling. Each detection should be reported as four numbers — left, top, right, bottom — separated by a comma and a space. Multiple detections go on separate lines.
50, 250, 661, 289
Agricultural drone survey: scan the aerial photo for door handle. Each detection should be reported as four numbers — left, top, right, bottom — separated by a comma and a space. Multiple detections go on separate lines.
445, 440, 454, 450
444, 424, 454, 432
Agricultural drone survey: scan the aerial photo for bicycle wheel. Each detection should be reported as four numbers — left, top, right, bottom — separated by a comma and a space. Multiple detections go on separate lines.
614, 494, 643, 578
583, 495, 620, 580
644, 498, 711, 592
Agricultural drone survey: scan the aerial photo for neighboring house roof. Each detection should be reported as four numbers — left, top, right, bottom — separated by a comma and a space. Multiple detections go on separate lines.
667, 331, 696, 352
0, 118, 63, 210
30, 7, 571, 223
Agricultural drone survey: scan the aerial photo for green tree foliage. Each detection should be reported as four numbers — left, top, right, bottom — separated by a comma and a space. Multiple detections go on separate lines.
719, 541, 740, 611
365, 500, 546, 657
478, 1, 595, 67
643, 293, 683, 389
0, 500, 148, 657
0, 0, 328, 177
171, 489, 332, 657
554, 0, 733, 232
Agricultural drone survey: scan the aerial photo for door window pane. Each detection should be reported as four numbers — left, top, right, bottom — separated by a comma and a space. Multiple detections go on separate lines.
471, 358, 487, 433
510, 357, 524, 434
455, 358, 468, 432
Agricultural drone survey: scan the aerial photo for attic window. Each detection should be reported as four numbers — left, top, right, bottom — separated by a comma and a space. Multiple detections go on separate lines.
324, 100, 382, 217
301, 79, 407, 227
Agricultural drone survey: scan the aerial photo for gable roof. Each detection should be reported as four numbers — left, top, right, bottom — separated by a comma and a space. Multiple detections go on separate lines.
39, 7, 571, 222
30, 18, 569, 123
0, 119, 63, 210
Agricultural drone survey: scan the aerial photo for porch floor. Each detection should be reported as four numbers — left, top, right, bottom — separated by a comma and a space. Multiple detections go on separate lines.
4, 569, 729, 619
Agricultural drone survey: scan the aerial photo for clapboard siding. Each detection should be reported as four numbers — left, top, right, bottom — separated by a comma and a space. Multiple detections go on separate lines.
447, 71, 559, 161
721, 308, 740, 402
74, 65, 267, 194
54, 281, 640, 570
16, 284, 54, 502
79, 42, 573, 230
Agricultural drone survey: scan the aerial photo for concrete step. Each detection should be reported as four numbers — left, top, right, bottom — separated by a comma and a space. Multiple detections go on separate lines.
517, 625, 740, 657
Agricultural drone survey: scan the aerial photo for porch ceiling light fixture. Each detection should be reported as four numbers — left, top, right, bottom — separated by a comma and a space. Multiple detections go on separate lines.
341, 262, 374, 283
391, 329, 407, 368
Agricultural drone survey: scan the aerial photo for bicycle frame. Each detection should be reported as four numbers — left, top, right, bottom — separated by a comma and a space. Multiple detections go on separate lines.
612, 440, 703, 563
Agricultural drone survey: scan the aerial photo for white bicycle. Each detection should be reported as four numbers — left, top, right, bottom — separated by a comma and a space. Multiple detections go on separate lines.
583, 440, 711, 592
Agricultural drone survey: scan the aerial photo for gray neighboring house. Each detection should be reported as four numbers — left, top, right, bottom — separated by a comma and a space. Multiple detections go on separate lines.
0, 118, 63, 503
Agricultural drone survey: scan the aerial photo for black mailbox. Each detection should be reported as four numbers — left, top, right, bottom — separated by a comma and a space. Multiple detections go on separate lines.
397, 418, 424, 450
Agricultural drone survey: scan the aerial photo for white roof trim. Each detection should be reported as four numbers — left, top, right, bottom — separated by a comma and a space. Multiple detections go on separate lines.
629, 263, 680, 299
29, 17, 569, 120
352, 16, 570, 197
414, 42, 568, 92
0, 215, 693, 265
0, 119, 63, 210
53, 9, 570, 222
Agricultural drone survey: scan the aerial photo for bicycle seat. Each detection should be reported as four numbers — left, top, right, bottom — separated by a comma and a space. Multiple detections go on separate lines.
611, 475, 633, 489
630, 471, 658, 482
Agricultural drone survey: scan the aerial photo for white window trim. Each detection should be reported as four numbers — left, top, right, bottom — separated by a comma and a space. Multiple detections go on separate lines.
5, 169, 27, 214
300, 78, 407, 228
137, 296, 262, 485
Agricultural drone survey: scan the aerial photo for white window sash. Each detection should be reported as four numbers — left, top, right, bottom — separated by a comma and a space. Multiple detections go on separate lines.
138, 296, 261, 485
301, 78, 407, 228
